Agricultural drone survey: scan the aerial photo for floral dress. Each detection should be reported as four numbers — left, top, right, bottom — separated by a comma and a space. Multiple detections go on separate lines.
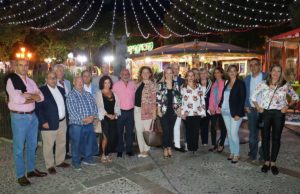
181, 84, 206, 117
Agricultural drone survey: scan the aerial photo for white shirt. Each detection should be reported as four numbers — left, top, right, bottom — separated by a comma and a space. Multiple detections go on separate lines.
84, 84, 92, 94
47, 85, 66, 119
181, 85, 206, 117
250, 72, 263, 107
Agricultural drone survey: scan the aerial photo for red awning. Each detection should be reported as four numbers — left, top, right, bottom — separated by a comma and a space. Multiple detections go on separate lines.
271, 28, 300, 42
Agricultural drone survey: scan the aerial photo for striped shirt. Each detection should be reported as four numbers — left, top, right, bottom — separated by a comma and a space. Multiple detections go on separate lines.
66, 88, 98, 125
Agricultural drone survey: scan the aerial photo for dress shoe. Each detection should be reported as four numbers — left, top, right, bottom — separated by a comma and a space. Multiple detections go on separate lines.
174, 147, 186, 153
27, 169, 47, 178
47, 167, 56, 174
217, 146, 224, 153
17, 176, 31, 186
117, 152, 123, 157
208, 146, 217, 152
271, 166, 279, 175
126, 152, 134, 157
56, 162, 70, 168
261, 164, 270, 173
65, 154, 72, 160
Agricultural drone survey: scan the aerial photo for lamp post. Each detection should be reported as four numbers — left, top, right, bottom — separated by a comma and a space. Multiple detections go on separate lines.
103, 55, 114, 74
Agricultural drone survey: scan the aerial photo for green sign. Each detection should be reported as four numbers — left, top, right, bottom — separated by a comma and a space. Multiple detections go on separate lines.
128, 42, 154, 55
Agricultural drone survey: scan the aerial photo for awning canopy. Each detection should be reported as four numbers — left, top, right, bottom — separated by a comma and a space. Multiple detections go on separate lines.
130, 41, 262, 58
270, 28, 300, 42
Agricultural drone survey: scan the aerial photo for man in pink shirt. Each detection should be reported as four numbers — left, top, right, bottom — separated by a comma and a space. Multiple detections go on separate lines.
113, 69, 136, 157
5, 59, 47, 186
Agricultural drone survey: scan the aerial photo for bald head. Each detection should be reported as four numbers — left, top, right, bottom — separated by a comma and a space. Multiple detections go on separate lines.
120, 68, 130, 82
73, 76, 84, 92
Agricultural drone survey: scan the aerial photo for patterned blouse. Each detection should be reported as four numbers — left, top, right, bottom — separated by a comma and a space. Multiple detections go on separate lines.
181, 84, 206, 117
251, 81, 299, 110
156, 81, 182, 115
137, 81, 157, 120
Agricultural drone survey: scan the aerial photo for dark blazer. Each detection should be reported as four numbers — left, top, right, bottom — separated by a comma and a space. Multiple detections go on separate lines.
175, 76, 185, 87
36, 85, 66, 131
219, 79, 246, 118
203, 79, 212, 112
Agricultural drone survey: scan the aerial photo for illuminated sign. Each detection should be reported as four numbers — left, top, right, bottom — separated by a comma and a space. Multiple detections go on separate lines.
128, 42, 154, 54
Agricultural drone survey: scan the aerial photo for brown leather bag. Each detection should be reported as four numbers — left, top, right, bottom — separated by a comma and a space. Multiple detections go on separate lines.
143, 119, 162, 147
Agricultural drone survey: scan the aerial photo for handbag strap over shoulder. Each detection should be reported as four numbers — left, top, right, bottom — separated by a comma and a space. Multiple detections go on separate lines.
267, 86, 278, 110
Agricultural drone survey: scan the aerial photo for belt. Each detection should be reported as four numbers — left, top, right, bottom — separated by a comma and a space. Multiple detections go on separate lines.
59, 117, 66, 122
11, 110, 35, 114
121, 108, 134, 112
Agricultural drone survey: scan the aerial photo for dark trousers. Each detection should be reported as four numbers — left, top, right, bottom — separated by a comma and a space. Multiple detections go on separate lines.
200, 115, 210, 145
102, 118, 118, 155
160, 112, 177, 148
184, 116, 201, 151
210, 114, 227, 146
262, 110, 285, 162
247, 109, 263, 160
66, 125, 70, 154
117, 109, 134, 153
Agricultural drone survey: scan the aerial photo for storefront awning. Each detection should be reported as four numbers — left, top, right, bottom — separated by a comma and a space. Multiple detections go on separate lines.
270, 28, 300, 42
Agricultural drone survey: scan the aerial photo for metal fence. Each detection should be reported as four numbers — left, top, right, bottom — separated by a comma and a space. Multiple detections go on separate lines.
0, 95, 12, 139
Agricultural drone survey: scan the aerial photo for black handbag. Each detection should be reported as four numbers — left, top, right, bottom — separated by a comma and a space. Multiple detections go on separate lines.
257, 86, 278, 129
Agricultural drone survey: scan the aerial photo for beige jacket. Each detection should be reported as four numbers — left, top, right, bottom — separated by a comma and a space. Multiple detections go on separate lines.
95, 91, 121, 120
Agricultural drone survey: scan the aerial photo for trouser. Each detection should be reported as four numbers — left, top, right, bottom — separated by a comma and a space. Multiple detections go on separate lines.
41, 119, 67, 169
173, 117, 182, 148
262, 110, 285, 162
11, 112, 38, 178
222, 114, 242, 156
117, 109, 134, 153
210, 114, 227, 146
184, 116, 201, 151
102, 117, 118, 155
69, 124, 95, 167
200, 115, 210, 145
134, 107, 152, 153
160, 112, 177, 148
247, 109, 263, 160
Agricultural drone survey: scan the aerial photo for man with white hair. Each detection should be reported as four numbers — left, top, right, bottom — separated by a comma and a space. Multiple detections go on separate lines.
92, 63, 118, 87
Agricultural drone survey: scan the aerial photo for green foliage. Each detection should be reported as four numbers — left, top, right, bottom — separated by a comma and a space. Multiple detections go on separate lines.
289, 1, 300, 28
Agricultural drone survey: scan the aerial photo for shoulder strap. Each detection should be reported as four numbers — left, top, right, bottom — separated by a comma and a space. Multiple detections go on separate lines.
267, 86, 278, 109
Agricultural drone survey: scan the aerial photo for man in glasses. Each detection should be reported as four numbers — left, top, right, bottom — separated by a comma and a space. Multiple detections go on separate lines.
36, 71, 70, 175
5, 59, 47, 186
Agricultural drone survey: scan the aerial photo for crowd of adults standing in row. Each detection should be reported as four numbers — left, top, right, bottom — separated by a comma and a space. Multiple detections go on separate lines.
5, 58, 298, 186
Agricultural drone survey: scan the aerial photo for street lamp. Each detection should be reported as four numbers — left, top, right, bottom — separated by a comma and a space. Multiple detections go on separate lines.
103, 55, 114, 74
16, 47, 32, 60
76, 55, 87, 66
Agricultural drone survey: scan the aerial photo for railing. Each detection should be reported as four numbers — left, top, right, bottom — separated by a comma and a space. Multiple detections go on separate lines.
0, 95, 12, 139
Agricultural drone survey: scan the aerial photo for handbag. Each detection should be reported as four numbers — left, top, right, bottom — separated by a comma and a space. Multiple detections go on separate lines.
257, 86, 278, 129
143, 118, 163, 147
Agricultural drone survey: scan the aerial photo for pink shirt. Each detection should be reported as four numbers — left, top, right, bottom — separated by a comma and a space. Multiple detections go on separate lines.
113, 80, 136, 110
6, 75, 44, 112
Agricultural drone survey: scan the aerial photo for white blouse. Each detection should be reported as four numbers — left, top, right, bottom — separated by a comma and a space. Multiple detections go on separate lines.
181, 84, 206, 117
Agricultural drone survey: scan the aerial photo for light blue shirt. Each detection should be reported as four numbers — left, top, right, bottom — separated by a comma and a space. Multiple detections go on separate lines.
221, 87, 231, 116
250, 72, 263, 107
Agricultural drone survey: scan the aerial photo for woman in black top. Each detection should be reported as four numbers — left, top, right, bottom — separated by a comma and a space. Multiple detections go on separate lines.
96, 76, 121, 163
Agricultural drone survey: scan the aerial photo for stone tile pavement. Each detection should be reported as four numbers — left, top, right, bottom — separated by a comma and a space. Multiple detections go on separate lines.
0, 126, 300, 194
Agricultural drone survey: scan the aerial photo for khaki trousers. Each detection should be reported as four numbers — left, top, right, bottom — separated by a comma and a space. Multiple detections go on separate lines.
41, 119, 67, 169
134, 107, 152, 153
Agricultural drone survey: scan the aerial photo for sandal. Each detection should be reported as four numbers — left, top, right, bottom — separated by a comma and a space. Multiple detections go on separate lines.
100, 155, 108, 163
167, 148, 172, 158
231, 156, 239, 164
217, 146, 224, 153
227, 154, 234, 161
163, 148, 169, 158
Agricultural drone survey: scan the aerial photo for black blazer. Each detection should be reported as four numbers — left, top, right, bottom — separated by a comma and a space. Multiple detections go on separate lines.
36, 85, 66, 131
219, 79, 246, 118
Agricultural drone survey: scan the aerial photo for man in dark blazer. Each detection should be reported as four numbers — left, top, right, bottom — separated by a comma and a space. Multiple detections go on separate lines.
36, 71, 70, 174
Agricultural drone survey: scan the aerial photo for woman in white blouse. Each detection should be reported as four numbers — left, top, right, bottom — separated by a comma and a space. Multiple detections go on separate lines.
252, 64, 298, 175
181, 70, 206, 153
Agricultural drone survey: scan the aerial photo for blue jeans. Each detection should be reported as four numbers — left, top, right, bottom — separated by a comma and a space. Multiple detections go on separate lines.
11, 112, 38, 178
70, 124, 95, 167
247, 110, 263, 160
117, 109, 134, 153
222, 114, 242, 156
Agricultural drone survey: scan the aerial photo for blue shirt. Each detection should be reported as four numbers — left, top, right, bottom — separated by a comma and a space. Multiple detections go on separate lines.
249, 72, 263, 107
221, 87, 231, 116
66, 88, 98, 125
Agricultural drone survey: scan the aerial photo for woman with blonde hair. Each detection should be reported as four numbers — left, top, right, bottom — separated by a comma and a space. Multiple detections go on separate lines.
252, 64, 298, 175
134, 66, 157, 158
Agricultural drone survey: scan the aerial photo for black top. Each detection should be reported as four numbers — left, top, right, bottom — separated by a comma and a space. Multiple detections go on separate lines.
219, 79, 246, 118
103, 93, 115, 114
166, 89, 175, 114
135, 82, 144, 107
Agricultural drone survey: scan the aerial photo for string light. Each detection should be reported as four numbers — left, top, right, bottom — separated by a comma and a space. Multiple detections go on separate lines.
129, 0, 149, 39
110, 0, 117, 35
31, 0, 81, 30
81, 0, 104, 31
138, 0, 172, 39
122, 0, 130, 37
8, 0, 70, 25
57, 0, 94, 31
0, 0, 52, 21
144, 0, 190, 37
244, 0, 287, 7
0, 0, 30, 11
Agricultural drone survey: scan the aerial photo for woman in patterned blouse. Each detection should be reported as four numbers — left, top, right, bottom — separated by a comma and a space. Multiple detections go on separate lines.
157, 67, 182, 158
252, 64, 299, 175
181, 70, 206, 153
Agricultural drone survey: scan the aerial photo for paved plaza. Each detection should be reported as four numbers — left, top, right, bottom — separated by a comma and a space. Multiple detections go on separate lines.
0, 125, 300, 194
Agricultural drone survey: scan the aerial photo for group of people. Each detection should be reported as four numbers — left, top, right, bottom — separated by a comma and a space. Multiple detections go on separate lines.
5, 58, 298, 186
